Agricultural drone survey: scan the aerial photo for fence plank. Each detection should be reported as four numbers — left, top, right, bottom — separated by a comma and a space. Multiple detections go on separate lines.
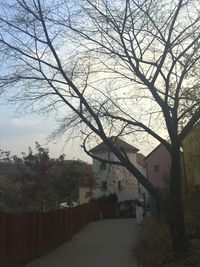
0, 213, 6, 267
0, 202, 116, 267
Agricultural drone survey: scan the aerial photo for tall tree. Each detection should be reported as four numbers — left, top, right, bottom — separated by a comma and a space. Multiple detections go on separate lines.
0, 0, 200, 254
12, 143, 56, 211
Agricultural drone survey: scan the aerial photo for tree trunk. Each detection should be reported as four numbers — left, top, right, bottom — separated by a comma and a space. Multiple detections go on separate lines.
169, 143, 189, 255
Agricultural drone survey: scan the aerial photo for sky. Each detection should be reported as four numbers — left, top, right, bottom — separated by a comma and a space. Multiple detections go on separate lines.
0, 102, 159, 164
0, 105, 92, 162
0, 0, 161, 162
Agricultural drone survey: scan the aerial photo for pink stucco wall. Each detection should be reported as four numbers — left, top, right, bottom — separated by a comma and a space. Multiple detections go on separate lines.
145, 144, 171, 189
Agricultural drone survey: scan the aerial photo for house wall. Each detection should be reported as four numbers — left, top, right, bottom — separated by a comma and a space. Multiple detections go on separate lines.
145, 144, 171, 214
92, 150, 145, 202
183, 123, 200, 194
136, 160, 148, 204
145, 143, 186, 214
79, 186, 90, 204
145, 144, 171, 190
92, 151, 116, 198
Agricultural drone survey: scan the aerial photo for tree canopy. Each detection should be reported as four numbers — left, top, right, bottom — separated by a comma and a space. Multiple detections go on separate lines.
0, 144, 94, 212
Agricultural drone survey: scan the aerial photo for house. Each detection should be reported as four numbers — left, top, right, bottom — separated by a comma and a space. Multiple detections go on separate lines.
54, 160, 95, 206
145, 143, 171, 214
145, 143, 171, 193
182, 122, 200, 194
79, 175, 95, 204
89, 136, 147, 202
145, 143, 185, 214
136, 153, 148, 199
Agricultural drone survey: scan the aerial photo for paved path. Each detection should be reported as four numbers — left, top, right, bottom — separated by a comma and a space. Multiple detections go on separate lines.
26, 218, 140, 267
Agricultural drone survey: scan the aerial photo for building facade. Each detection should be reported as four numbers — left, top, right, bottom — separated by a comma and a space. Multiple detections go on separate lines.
145, 143, 171, 192
145, 142, 185, 214
90, 137, 147, 202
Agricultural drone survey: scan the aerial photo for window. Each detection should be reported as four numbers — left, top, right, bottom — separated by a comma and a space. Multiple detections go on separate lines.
102, 181, 107, 191
100, 162, 106, 170
118, 181, 122, 191
154, 165, 160, 173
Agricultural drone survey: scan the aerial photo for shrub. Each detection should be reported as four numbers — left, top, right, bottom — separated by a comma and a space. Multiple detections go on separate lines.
135, 216, 172, 267
184, 194, 200, 239
89, 193, 118, 203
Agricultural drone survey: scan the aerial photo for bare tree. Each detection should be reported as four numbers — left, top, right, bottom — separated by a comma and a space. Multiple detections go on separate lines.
0, 0, 200, 255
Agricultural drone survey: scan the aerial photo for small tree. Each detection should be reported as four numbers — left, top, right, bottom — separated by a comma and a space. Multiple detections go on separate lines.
12, 143, 56, 211
0, 0, 200, 254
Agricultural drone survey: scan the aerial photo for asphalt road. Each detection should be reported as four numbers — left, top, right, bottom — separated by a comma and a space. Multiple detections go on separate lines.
25, 218, 140, 267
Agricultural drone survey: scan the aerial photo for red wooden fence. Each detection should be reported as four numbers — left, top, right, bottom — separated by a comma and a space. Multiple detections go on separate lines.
0, 202, 116, 267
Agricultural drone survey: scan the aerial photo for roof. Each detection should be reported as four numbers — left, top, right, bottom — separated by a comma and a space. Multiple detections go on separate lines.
145, 142, 180, 160
145, 143, 163, 160
90, 136, 139, 153
136, 153, 146, 167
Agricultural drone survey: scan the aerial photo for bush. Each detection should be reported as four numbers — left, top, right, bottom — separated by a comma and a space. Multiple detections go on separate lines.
135, 216, 172, 267
89, 193, 118, 203
184, 194, 200, 239
136, 198, 200, 267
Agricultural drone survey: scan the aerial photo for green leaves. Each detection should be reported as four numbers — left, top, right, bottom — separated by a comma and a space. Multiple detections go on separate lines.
0, 175, 23, 212
0, 143, 94, 212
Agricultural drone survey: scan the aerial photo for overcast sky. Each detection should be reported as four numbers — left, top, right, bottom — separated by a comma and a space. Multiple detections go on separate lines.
0, 104, 92, 162
0, 0, 162, 164
0, 102, 159, 163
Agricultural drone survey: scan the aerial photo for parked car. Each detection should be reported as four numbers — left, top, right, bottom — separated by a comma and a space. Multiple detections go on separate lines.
117, 200, 137, 218
59, 201, 79, 209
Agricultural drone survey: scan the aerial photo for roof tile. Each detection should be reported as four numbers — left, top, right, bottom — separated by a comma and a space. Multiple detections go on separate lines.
90, 136, 139, 153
